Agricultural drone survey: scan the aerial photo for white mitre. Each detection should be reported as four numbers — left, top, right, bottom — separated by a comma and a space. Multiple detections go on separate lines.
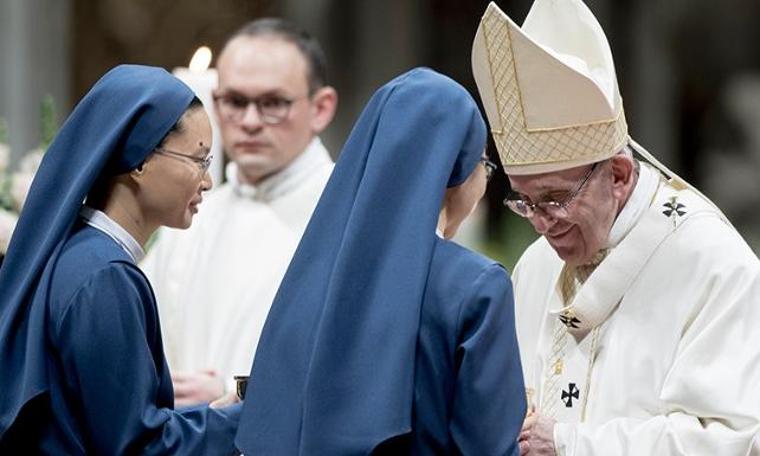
472, 1, 665, 180
472, 0, 727, 213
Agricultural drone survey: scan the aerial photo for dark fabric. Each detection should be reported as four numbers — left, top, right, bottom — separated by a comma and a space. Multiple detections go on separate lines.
236, 67, 525, 454
405, 239, 524, 455
369, 239, 526, 456
1, 225, 240, 454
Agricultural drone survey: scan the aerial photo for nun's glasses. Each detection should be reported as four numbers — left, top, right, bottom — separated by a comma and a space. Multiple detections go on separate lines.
154, 147, 213, 174
480, 157, 497, 182
503, 162, 598, 219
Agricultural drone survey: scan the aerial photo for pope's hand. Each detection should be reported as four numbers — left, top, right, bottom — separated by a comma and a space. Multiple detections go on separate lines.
172, 369, 225, 407
519, 413, 556, 456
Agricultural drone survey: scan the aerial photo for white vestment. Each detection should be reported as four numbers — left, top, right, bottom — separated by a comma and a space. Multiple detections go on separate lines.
141, 138, 333, 390
513, 163, 760, 455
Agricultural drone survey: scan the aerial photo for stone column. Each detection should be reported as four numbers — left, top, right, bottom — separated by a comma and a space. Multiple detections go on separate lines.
0, 0, 71, 168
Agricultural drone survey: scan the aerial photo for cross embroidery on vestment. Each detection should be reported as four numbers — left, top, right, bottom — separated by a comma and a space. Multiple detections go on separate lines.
663, 196, 687, 220
561, 383, 580, 407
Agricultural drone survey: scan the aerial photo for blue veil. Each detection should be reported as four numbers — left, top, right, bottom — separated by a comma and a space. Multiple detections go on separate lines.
236, 68, 487, 454
0, 65, 194, 437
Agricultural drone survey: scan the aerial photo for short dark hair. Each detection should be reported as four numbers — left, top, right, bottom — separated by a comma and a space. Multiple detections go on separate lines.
224, 18, 328, 94
158, 97, 203, 147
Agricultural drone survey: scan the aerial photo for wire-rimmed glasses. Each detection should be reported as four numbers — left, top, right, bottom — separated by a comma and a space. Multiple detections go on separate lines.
504, 162, 599, 219
154, 147, 213, 174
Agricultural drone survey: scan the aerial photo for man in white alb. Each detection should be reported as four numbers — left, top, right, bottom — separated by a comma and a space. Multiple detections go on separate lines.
142, 18, 337, 405
472, 1, 760, 455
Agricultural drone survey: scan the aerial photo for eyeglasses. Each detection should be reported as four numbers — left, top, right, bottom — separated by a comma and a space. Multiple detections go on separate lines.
481, 157, 497, 182
154, 147, 213, 174
504, 162, 598, 219
213, 92, 305, 125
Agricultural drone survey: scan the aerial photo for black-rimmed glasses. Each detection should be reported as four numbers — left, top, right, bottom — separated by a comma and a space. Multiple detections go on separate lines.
213, 93, 306, 125
504, 162, 599, 219
154, 147, 213, 174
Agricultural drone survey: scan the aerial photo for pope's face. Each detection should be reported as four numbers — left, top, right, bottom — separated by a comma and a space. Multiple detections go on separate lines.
508, 161, 619, 266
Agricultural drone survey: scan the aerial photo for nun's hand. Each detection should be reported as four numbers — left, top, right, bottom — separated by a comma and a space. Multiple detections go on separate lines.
210, 391, 240, 409
172, 369, 225, 407
519, 413, 556, 455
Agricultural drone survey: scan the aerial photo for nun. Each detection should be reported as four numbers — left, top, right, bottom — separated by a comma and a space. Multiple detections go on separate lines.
236, 68, 526, 455
0, 65, 240, 453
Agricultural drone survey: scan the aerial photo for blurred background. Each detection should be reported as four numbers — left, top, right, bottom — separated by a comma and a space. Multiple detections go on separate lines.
2, 0, 759, 268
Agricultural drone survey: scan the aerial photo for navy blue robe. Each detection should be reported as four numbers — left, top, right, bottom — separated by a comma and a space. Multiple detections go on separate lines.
237, 68, 525, 455
402, 237, 524, 455
3, 223, 240, 454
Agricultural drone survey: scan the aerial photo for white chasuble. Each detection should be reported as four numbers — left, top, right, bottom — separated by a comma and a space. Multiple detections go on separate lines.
513, 163, 760, 456
141, 138, 333, 390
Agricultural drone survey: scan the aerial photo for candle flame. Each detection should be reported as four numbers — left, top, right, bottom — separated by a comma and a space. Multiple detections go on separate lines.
189, 46, 212, 73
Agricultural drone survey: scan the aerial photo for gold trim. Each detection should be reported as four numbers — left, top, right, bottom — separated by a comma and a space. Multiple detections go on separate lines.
477, 3, 630, 173
499, 150, 616, 167
523, 106, 625, 133
504, 16, 531, 132
500, 134, 629, 171
480, 7, 528, 134
482, 6, 625, 134
490, 118, 629, 142
580, 326, 602, 422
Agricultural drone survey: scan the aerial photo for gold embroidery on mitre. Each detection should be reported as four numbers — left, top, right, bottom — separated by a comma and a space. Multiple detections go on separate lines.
478, 6, 629, 172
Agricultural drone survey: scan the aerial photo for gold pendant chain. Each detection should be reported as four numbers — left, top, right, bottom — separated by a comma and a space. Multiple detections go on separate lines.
543, 260, 606, 423
580, 325, 601, 422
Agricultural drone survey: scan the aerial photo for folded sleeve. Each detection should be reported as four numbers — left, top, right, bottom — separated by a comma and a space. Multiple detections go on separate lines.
53, 263, 240, 455
450, 264, 527, 456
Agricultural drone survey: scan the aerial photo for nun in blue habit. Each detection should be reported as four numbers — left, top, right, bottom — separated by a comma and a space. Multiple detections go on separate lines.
0, 65, 240, 454
236, 68, 526, 455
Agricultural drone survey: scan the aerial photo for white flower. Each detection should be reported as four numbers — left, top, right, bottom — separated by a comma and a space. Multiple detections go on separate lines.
0, 209, 18, 255
0, 143, 9, 173
6, 148, 45, 212
10, 171, 35, 212
19, 148, 45, 174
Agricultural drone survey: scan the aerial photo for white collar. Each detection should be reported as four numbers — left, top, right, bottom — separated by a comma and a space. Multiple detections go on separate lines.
551, 163, 663, 334
227, 137, 332, 202
80, 206, 145, 263
606, 161, 661, 248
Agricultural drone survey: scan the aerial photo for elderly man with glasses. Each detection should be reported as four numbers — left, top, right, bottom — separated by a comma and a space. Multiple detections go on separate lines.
141, 18, 337, 406
473, 1, 760, 455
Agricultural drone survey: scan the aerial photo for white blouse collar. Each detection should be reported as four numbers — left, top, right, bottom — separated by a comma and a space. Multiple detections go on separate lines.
80, 206, 145, 263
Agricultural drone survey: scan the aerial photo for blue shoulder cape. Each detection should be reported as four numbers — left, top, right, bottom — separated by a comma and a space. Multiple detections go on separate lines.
0, 65, 194, 438
236, 67, 487, 454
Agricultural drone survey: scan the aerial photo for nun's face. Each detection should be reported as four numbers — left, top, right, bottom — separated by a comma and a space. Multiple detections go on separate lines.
141, 107, 213, 229
439, 154, 489, 239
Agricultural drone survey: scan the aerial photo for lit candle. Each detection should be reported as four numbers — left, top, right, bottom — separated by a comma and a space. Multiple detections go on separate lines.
173, 46, 223, 183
